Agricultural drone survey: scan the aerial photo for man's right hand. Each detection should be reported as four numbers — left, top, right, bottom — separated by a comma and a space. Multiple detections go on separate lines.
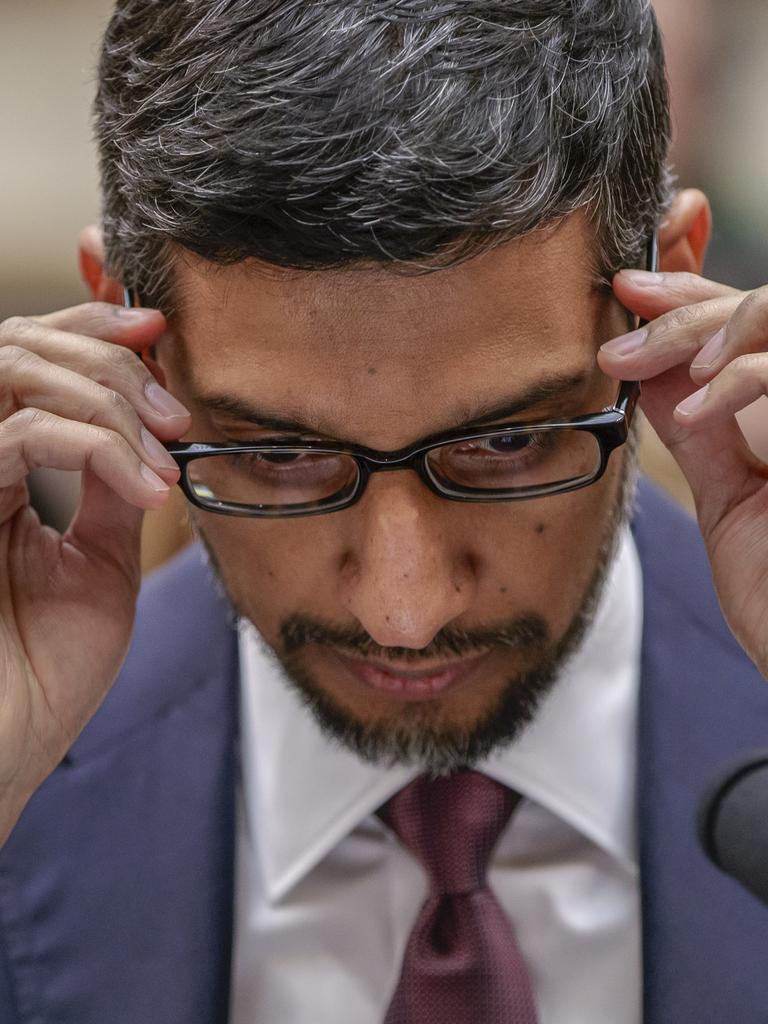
0, 302, 191, 845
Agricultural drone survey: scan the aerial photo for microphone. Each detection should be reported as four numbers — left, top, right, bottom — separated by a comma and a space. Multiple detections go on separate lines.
698, 752, 768, 907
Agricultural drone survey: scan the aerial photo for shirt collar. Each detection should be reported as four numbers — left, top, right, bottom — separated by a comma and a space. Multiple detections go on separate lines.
238, 529, 642, 904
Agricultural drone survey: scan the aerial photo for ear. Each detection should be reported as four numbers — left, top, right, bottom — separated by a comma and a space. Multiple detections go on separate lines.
78, 225, 126, 305
658, 188, 712, 275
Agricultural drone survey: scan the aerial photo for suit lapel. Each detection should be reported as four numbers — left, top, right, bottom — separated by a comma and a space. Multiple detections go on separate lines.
0, 546, 240, 1024
634, 483, 768, 1023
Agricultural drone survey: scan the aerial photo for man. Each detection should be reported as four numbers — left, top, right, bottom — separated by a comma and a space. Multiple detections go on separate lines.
2, 1, 768, 1022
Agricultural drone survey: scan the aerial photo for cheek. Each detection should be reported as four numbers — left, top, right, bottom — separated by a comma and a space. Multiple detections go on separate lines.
194, 515, 334, 638
484, 458, 625, 632
195, 451, 624, 644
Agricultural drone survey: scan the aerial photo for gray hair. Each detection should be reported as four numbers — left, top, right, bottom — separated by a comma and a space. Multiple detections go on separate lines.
96, 0, 673, 311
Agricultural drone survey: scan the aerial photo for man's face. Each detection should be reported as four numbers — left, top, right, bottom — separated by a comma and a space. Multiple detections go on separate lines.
159, 214, 632, 769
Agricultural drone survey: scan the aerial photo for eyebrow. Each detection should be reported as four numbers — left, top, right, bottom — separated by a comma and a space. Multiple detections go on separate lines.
187, 371, 591, 446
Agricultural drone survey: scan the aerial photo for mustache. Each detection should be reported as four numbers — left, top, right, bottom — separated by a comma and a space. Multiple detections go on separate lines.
280, 613, 551, 663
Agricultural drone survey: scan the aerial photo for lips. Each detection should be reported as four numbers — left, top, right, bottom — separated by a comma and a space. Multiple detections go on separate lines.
329, 649, 489, 702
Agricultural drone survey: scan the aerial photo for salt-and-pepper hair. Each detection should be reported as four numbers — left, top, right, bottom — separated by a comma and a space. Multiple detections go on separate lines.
96, 0, 672, 311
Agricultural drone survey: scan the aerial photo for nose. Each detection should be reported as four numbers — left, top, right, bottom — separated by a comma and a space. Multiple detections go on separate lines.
339, 473, 477, 649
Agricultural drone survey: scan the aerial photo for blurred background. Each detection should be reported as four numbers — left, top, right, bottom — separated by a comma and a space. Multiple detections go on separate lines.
1, 0, 767, 569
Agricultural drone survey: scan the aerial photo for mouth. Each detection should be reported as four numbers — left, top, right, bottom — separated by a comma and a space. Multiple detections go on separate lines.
327, 648, 490, 702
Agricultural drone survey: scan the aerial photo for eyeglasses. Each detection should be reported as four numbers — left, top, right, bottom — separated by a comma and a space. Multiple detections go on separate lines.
163, 378, 638, 518
127, 235, 656, 519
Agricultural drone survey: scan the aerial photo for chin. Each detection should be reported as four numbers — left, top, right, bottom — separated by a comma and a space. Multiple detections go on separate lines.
275, 646, 563, 771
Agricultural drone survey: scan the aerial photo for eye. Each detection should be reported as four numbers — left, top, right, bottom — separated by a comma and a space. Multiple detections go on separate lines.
480, 433, 538, 454
257, 450, 310, 464
455, 431, 552, 458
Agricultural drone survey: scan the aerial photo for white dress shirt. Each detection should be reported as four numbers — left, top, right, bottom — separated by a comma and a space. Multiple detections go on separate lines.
230, 529, 643, 1024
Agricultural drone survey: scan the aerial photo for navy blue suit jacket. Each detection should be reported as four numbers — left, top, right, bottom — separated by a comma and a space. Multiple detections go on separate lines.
2, 480, 768, 1022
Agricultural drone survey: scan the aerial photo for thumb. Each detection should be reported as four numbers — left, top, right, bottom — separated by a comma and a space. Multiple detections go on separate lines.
66, 470, 145, 591
640, 367, 754, 529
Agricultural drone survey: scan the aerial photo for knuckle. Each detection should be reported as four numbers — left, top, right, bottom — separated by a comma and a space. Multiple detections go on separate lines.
102, 344, 149, 390
5, 407, 51, 434
101, 386, 134, 419
731, 353, 768, 380
79, 302, 126, 338
661, 303, 710, 335
0, 316, 33, 343
91, 344, 149, 393
93, 425, 129, 456
736, 289, 765, 313
0, 344, 31, 371
734, 289, 768, 333
104, 341, 137, 370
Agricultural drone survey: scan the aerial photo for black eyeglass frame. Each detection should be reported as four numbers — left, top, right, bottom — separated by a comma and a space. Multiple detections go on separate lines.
126, 234, 657, 519
162, 377, 639, 518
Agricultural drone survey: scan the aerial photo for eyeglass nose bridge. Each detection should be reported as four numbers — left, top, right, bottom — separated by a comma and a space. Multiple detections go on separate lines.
349, 447, 440, 502
357, 447, 428, 471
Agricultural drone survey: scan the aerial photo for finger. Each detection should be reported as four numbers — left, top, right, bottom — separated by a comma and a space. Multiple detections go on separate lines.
598, 295, 742, 382
0, 408, 173, 512
0, 346, 181, 480
0, 320, 190, 439
66, 470, 144, 585
638, 366, 757, 532
29, 302, 166, 351
613, 270, 743, 323
674, 354, 768, 430
687, 284, 768, 386
0, 481, 29, 533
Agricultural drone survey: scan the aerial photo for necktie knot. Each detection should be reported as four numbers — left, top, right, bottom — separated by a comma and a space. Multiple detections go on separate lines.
378, 770, 539, 1023
379, 770, 519, 895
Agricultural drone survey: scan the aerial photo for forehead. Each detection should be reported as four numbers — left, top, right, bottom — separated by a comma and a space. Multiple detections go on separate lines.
167, 214, 627, 443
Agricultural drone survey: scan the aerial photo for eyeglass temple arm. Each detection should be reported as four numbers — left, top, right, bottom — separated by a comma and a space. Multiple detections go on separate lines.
639, 231, 660, 328
624, 230, 660, 408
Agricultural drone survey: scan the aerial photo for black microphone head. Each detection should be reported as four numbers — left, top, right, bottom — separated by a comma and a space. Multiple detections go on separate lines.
698, 751, 768, 908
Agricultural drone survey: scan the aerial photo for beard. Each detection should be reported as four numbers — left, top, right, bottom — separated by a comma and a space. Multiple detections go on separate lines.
193, 439, 638, 774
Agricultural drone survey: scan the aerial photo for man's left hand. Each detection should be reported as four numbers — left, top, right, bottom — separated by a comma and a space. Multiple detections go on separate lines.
599, 266, 768, 679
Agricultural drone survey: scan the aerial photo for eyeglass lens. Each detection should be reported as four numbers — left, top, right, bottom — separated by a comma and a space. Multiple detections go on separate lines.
186, 427, 603, 512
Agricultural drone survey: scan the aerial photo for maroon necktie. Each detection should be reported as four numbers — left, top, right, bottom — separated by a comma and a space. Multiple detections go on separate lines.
378, 770, 539, 1024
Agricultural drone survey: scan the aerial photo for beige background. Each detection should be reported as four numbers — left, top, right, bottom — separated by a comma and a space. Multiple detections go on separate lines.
1, 0, 112, 317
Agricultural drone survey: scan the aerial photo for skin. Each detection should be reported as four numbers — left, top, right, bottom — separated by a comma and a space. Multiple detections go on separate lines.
601, 192, 768, 680
162, 213, 629, 741
0, 188, 735, 846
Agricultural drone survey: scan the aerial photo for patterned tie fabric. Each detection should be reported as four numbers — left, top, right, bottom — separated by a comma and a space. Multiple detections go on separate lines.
378, 770, 539, 1024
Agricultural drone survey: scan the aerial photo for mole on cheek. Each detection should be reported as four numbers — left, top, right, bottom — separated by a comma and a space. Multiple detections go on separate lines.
367, 367, 378, 376
499, 586, 508, 594
535, 523, 546, 536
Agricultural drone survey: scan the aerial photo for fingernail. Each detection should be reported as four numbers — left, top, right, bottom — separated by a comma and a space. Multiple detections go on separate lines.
676, 386, 709, 416
145, 381, 190, 419
619, 270, 666, 288
141, 427, 178, 471
691, 327, 726, 370
116, 307, 158, 321
601, 328, 648, 356
140, 463, 170, 492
